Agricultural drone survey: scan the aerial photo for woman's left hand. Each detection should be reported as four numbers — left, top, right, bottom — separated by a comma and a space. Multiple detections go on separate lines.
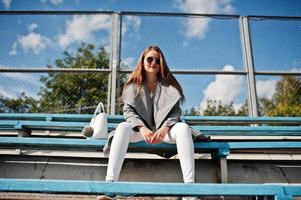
151, 126, 169, 144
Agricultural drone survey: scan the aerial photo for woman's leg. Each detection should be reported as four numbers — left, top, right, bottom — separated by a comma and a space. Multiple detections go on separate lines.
164, 122, 195, 183
105, 122, 143, 182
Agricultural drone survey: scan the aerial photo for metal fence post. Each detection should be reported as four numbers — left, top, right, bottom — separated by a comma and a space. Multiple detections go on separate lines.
239, 16, 259, 117
109, 12, 121, 115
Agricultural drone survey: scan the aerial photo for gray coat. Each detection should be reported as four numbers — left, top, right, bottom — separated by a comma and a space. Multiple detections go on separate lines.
122, 79, 182, 131
103, 80, 209, 156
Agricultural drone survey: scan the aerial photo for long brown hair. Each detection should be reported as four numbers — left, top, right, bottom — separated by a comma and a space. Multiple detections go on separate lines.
123, 45, 185, 101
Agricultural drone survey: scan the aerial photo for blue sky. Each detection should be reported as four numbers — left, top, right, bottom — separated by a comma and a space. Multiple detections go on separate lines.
0, 0, 300, 113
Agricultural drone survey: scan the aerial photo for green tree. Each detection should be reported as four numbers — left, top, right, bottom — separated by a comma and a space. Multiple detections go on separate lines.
203, 100, 236, 116
184, 107, 199, 116
259, 76, 301, 116
38, 43, 110, 114
202, 100, 248, 116
0, 93, 38, 113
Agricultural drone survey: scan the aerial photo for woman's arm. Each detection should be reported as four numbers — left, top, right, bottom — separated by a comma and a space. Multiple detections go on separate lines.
123, 103, 154, 143
123, 103, 145, 130
151, 101, 181, 144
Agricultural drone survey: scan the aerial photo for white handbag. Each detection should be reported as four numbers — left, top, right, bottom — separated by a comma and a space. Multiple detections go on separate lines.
82, 102, 108, 139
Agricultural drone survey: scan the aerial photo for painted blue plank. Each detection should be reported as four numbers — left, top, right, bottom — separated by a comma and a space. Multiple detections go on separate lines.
0, 113, 124, 122
193, 126, 301, 132
228, 142, 301, 149
0, 179, 290, 196
183, 116, 301, 124
0, 121, 19, 126
192, 126, 301, 136
0, 137, 300, 152
1, 113, 300, 124
0, 120, 116, 131
0, 137, 107, 148
284, 186, 301, 195
2, 121, 301, 136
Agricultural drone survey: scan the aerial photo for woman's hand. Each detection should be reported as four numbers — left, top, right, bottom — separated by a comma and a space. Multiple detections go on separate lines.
151, 126, 169, 144
139, 126, 154, 144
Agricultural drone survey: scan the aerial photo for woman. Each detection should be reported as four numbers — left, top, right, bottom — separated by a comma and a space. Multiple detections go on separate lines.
105, 45, 195, 184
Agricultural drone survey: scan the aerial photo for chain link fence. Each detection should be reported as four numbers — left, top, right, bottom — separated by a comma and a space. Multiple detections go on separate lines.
0, 12, 112, 114
249, 16, 301, 116
0, 11, 300, 116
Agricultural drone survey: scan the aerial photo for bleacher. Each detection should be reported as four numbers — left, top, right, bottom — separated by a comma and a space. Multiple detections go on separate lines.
0, 113, 301, 199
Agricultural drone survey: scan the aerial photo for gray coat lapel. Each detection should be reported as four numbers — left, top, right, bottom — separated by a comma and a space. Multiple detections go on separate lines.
154, 80, 182, 129
122, 83, 149, 124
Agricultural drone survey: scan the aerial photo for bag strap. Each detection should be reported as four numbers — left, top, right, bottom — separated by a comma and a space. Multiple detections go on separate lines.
93, 102, 105, 116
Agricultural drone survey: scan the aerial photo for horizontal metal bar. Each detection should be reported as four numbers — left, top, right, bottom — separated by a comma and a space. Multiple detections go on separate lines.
120, 69, 247, 75
120, 11, 240, 19
0, 68, 111, 73
0, 11, 116, 15
1, 68, 299, 76
247, 15, 301, 20
255, 71, 301, 76
1, 10, 299, 20
120, 69, 301, 76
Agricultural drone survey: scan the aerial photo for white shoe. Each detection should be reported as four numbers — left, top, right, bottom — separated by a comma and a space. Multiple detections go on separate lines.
97, 195, 113, 200
182, 197, 199, 200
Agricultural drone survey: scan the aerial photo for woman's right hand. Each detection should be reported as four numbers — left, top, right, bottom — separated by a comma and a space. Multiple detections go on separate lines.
139, 126, 154, 144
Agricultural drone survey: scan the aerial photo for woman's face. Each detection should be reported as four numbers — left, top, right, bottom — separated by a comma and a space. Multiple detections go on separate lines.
143, 50, 160, 76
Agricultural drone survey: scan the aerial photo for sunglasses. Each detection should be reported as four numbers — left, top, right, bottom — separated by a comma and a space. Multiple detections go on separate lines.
146, 57, 160, 65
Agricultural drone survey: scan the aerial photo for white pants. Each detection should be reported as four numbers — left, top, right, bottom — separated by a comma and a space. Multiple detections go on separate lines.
105, 122, 195, 183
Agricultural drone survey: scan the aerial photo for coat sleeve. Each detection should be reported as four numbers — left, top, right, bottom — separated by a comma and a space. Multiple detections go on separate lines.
162, 101, 182, 127
123, 103, 146, 130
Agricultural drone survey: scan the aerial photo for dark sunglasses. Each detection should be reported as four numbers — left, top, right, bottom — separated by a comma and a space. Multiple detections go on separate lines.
146, 57, 160, 65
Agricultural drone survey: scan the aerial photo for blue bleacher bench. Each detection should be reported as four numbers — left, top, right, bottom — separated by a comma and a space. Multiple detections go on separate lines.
0, 113, 301, 136
0, 179, 300, 200
0, 113, 301, 184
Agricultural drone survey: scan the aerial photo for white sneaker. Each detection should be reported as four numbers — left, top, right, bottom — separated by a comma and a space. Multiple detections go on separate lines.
97, 195, 113, 200
182, 197, 199, 200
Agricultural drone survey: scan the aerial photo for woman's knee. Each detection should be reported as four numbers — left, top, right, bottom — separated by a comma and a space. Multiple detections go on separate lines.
174, 122, 190, 131
115, 122, 132, 136
173, 122, 191, 136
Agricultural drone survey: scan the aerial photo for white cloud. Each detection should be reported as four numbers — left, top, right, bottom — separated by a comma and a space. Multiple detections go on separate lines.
199, 65, 244, 113
174, 0, 235, 39
49, 0, 63, 5
28, 23, 38, 32
256, 79, 277, 99
121, 57, 135, 68
41, 0, 64, 5
10, 24, 50, 55
2, 0, 12, 9
122, 16, 141, 34
58, 14, 111, 48
17, 32, 49, 54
